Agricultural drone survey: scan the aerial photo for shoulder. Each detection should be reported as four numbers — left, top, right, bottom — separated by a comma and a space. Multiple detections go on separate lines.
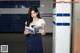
38, 18, 45, 24
39, 18, 45, 21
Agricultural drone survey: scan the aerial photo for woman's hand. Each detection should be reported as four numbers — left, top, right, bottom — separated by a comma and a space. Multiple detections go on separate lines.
38, 29, 45, 35
24, 26, 32, 35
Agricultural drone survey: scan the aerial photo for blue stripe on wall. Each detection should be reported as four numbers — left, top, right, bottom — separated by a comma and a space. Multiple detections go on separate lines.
53, 21, 70, 26
53, 13, 70, 16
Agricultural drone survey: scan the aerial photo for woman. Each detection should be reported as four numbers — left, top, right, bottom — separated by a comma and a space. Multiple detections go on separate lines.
24, 7, 46, 53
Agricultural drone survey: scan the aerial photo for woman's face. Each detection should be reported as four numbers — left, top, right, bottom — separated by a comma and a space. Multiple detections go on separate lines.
31, 10, 38, 18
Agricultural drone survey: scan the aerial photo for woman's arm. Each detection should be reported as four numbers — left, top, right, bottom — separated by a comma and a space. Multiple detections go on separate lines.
24, 26, 31, 35
38, 24, 46, 35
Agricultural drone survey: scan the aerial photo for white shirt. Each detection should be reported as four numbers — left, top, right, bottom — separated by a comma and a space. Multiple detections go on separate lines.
24, 18, 46, 34
25, 18, 45, 27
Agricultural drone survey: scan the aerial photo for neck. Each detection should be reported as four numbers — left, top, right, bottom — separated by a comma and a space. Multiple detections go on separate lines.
33, 17, 38, 21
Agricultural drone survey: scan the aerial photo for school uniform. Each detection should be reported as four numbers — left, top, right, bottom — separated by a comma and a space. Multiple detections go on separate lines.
25, 18, 45, 53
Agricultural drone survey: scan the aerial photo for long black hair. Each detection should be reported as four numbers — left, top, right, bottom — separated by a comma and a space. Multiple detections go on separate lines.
27, 7, 41, 26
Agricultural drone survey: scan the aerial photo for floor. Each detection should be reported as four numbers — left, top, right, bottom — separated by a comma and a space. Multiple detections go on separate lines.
0, 33, 52, 53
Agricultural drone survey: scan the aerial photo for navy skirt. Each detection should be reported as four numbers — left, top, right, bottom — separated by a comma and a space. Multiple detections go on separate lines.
26, 33, 43, 53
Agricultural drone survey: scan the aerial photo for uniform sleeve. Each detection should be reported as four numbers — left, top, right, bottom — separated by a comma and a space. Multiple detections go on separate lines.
38, 19, 46, 35
25, 21, 27, 26
40, 19, 46, 25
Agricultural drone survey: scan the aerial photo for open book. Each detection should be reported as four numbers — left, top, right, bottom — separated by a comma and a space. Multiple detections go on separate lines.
27, 26, 42, 34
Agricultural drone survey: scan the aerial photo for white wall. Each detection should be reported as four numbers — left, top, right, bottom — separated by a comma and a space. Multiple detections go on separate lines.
53, 0, 72, 53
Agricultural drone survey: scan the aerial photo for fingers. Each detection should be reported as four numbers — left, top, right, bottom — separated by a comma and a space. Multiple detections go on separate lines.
25, 26, 29, 29
24, 31, 28, 34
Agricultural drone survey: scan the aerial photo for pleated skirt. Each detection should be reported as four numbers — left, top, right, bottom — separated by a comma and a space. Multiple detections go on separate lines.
26, 33, 43, 53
